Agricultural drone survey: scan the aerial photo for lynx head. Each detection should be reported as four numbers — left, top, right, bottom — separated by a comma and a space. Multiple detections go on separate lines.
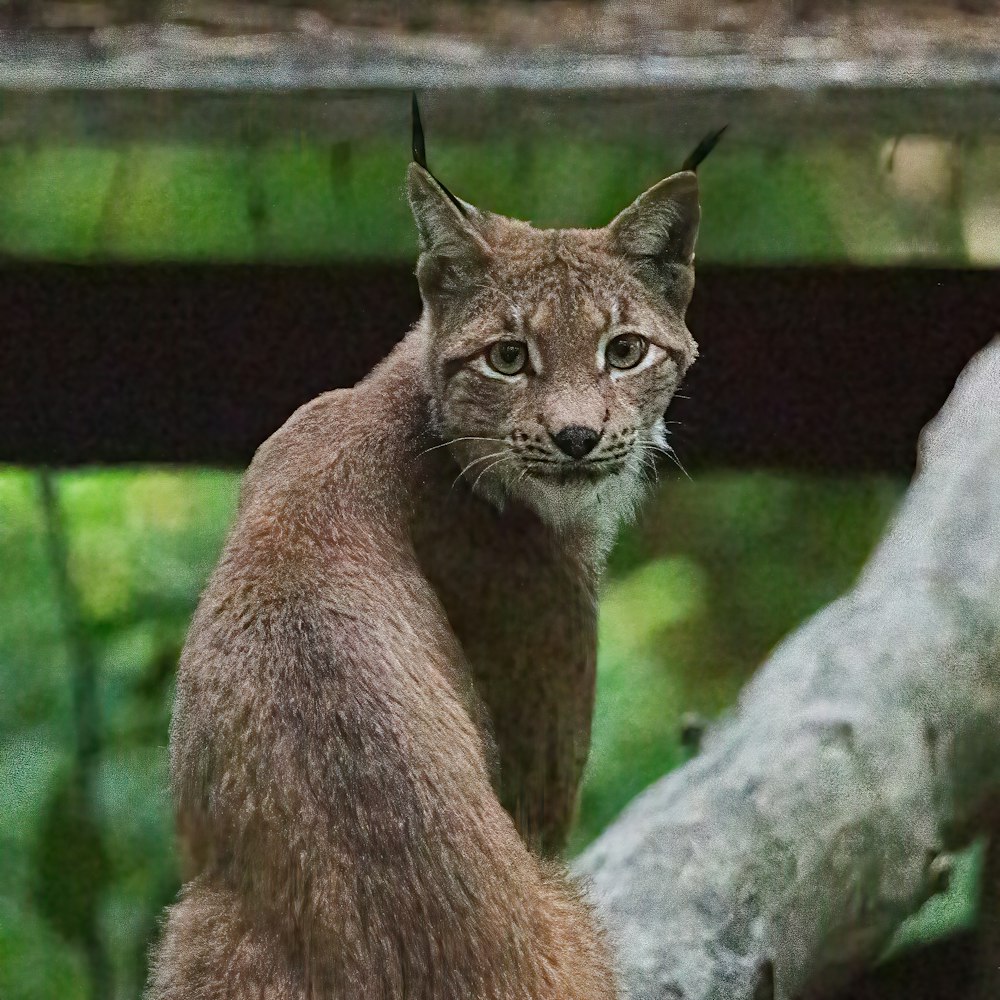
407, 148, 702, 542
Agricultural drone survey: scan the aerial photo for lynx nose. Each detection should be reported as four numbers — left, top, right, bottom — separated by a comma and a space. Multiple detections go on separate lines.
551, 425, 601, 459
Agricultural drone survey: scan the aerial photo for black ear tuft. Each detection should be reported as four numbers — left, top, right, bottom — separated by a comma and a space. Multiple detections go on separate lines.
681, 125, 728, 172
410, 92, 467, 217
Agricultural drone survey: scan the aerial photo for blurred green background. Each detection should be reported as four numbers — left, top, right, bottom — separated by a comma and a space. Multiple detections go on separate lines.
0, 134, 997, 264
2, 100, 997, 999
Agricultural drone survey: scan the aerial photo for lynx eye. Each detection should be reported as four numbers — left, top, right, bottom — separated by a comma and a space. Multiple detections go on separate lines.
487, 340, 529, 376
606, 333, 648, 371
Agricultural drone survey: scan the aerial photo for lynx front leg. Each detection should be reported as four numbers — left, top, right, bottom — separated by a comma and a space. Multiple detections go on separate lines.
414, 499, 600, 856
467, 540, 599, 856
478, 644, 597, 856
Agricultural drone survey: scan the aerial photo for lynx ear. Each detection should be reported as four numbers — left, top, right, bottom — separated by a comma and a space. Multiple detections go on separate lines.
407, 164, 491, 301
608, 170, 701, 300
406, 94, 490, 302
406, 163, 489, 259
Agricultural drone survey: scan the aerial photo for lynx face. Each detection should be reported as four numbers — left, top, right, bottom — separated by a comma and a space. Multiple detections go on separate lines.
408, 163, 700, 540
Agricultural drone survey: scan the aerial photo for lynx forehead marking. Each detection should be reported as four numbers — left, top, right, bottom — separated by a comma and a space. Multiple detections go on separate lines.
518, 288, 613, 375
527, 297, 555, 333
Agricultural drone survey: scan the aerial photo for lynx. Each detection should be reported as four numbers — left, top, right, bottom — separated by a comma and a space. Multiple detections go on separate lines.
146, 104, 715, 999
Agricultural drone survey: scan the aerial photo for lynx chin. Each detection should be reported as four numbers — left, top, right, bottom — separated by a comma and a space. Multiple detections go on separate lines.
146, 104, 711, 1000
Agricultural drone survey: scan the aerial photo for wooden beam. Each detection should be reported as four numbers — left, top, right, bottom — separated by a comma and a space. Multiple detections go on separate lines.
3, 85, 1000, 148
0, 263, 995, 472
2, 27, 1000, 145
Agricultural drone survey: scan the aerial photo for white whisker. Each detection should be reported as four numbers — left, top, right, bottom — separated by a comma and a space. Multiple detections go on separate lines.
639, 453, 660, 484
470, 455, 514, 494
451, 450, 509, 490
646, 439, 691, 481
418, 435, 507, 458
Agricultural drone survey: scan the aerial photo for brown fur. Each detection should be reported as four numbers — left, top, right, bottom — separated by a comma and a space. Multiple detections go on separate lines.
147, 161, 701, 999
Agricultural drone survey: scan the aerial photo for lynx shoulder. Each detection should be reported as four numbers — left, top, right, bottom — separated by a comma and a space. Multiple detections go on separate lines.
147, 113, 707, 999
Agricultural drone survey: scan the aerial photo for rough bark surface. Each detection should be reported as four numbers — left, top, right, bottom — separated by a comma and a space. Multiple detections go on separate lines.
577, 337, 1000, 1000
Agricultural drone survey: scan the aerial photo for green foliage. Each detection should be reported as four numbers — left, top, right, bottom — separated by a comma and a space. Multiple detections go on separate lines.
0, 468, 239, 1000
576, 556, 705, 845
31, 767, 110, 948
0, 896, 89, 1000
0, 137, 982, 263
